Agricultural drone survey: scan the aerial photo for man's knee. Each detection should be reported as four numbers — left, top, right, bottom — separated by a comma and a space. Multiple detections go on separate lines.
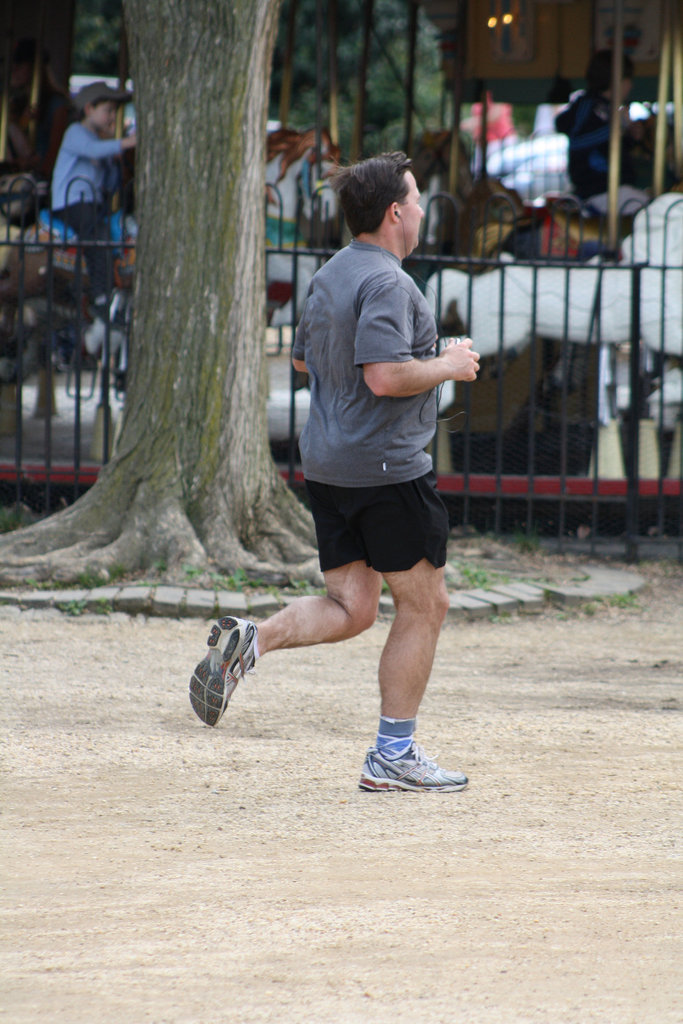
390, 567, 449, 623
422, 581, 449, 624
344, 596, 379, 637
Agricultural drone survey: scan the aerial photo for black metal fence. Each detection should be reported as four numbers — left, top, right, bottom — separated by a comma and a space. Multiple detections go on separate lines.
1, 174, 681, 561
410, 191, 683, 559
0, 175, 134, 512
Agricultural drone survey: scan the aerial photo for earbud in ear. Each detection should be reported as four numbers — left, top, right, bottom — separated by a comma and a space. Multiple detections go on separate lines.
395, 209, 401, 218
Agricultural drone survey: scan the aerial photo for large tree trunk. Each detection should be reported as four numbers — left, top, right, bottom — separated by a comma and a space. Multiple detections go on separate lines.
0, 0, 318, 585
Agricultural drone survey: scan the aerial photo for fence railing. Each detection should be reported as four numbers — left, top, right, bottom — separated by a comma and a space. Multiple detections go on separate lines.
1, 177, 681, 561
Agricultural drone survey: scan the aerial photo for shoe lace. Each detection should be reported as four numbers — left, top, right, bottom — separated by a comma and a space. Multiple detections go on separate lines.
237, 650, 256, 680
409, 742, 439, 770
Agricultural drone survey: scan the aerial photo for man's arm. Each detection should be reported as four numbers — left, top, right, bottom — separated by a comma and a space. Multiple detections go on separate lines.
292, 357, 307, 373
363, 337, 479, 397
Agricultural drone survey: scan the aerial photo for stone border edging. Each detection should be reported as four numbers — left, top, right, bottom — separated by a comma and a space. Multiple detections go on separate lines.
0, 566, 646, 621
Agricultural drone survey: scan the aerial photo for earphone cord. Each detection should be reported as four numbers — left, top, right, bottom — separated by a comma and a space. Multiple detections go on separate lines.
396, 207, 469, 434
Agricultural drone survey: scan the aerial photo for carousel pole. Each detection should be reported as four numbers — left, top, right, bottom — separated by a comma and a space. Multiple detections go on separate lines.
328, 0, 339, 147
478, 78, 488, 180
403, 0, 418, 155
115, 19, 129, 142
315, 0, 324, 177
26, 0, 47, 148
311, 0, 325, 247
279, 0, 298, 128
0, 0, 14, 163
672, 0, 683, 181
606, 0, 624, 252
447, 0, 466, 196
653, 0, 673, 197
351, 0, 373, 162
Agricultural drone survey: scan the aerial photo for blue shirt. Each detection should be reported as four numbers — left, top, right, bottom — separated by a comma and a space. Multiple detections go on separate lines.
51, 121, 124, 211
555, 90, 636, 200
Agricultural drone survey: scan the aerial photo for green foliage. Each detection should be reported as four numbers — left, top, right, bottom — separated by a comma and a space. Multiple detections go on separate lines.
72, 0, 123, 76
57, 598, 88, 616
511, 103, 537, 137
270, 0, 444, 156
581, 592, 639, 615
183, 564, 204, 581
76, 568, 106, 589
0, 506, 34, 534
607, 592, 640, 609
459, 564, 492, 589
286, 579, 325, 596
210, 568, 251, 591
514, 527, 541, 554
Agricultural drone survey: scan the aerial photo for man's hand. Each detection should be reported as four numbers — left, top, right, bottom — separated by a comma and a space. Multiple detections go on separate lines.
437, 336, 480, 382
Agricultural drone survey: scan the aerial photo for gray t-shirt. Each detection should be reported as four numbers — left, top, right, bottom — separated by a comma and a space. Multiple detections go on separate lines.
292, 239, 439, 486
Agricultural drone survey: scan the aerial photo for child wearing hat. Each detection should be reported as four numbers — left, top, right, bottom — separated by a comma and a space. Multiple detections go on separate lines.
50, 81, 137, 350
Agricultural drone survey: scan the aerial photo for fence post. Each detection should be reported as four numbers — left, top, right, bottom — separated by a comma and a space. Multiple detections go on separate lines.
625, 265, 643, 561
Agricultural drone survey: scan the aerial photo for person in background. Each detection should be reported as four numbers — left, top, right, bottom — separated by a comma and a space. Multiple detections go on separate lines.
555, 49, 650, 214
9, 38, 71, 181
50, 80, 136, 349
461, 91, 518, 176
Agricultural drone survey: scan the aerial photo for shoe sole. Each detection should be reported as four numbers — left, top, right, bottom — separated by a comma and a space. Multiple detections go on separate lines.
189, 655, 238, 727
358, 774, 468, 793
189, 617, 251, 727
208, 616, 256, 678
208, 616, 243, 659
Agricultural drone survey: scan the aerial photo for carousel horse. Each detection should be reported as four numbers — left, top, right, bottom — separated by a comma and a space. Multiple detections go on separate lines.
0, 178, 49, 386
425, 192, 683, 457
426, 192, 683, 358
411, 129, 474, 253
265, 127, 341, 327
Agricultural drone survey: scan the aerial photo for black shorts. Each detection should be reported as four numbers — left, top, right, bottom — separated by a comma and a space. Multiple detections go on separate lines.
305, 471, 449, 574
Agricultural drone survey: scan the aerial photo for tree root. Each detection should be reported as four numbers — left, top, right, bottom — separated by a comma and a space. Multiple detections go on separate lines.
0, 473, 319, 586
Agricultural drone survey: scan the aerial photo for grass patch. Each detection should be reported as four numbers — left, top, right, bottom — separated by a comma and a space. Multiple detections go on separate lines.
607, 592, 640, 609
0, 505, 34, 534
209, 567, 251, 591
183, 564, 203, 581
513, 527, 541, 554
76, 568, 107, 590
57, 599, 87, 617
285, 579, 324, 596
457, 563, 509, 590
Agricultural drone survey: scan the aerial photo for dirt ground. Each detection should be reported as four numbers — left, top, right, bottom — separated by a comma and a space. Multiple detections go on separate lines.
1, 552, 682, 1024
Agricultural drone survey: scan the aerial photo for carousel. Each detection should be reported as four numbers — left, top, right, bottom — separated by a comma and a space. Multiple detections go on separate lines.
1, 0, 682, 557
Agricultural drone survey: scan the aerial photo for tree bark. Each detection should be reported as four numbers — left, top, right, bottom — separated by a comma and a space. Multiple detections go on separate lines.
0, 0, 318, 585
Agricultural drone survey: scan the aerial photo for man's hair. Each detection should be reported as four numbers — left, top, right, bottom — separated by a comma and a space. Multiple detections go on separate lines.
586, 49, 634, 94
330, 151, 413, 237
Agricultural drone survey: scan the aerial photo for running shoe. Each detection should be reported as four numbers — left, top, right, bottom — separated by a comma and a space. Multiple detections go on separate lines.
358, 742, 468, 792
189, 616, 257, 726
